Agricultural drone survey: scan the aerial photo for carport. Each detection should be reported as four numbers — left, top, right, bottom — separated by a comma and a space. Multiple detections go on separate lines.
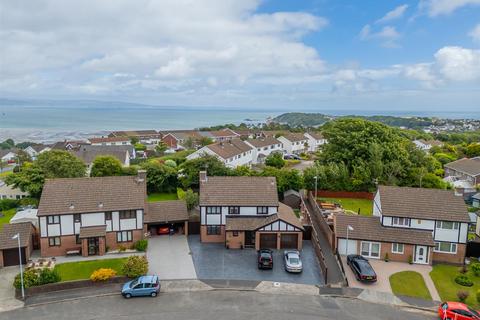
0, 222, 35, 267
145, 200, 189, 236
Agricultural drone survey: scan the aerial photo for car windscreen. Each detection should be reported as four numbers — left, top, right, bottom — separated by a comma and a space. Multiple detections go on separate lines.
357, 260, 375, 275
468, 307, 480, 317
130, 280, 139, 288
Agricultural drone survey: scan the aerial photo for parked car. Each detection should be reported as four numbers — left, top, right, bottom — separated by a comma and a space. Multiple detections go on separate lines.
257, 249, 274, 269
439, 302, 480, 320
157, 226, 170, 235
284, 250, 302, 273
121, 275, 161, 298
346, 255, 377, 282
284, 154, 301, 160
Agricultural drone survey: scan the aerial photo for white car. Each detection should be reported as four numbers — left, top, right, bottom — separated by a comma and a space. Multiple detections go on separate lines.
284, 250, 303, 273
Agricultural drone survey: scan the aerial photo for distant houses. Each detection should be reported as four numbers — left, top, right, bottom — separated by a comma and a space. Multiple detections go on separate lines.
444, 157, 480, 199
186, 139, 254, 168
413, 139, 443, 151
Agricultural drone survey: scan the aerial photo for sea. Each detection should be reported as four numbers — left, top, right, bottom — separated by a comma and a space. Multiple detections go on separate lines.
1, 100, 479, 143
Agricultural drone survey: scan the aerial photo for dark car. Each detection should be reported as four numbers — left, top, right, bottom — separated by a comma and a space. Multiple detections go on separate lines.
346, 255, 377, 282
258, 249, 274, 269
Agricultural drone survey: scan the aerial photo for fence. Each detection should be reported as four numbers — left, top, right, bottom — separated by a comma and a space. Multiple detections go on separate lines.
314, 190, 374, 200
307, 191, 336, 250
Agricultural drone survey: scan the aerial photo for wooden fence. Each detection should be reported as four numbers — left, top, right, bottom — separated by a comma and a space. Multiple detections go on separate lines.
307, 191, 336, 250
314, 190, 374, 200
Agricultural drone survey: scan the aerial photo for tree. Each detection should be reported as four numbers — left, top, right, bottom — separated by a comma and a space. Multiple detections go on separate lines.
178, 155, 230, 188
466, 143, 480, 158
199, 137, 214, 147
129, 136, 139, 145
91, 156, 123, 177
183, 137, 196, 150
260, 167, 303, 193
265, 152, 285, 168
15, 149, 32, 166
141, 160, 178, 193
5, 164, 45, 197
155, 141, 168, 155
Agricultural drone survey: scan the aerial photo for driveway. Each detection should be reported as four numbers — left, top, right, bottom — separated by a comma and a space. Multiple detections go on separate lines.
147, 235, 197, 280
290, 160, 314, 172
342, 257, 440, 301
188, 235, 324, 285
0, 266, 23, 312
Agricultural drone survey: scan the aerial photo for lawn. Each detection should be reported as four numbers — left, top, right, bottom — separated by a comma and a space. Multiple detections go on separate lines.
430, 264, 480, 308
318, 197, 373, 216
148, 192, 178, 202
0, 208, 16, 230
54, 258, 128, 281
389, 271, 432, 300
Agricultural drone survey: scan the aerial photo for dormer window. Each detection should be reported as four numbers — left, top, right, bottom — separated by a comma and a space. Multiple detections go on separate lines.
392, 217, 410, 226
257, 206, 268, 215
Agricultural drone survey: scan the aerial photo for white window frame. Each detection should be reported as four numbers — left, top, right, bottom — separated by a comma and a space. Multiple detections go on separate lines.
436, 221, 459, 230
391, 243, 404, 254
434, 242, 457, 254
392, 217, 410, 227
360, 241, 381, 259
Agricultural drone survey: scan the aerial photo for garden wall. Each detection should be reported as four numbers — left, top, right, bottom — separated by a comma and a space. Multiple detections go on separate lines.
314, 190, 374, 200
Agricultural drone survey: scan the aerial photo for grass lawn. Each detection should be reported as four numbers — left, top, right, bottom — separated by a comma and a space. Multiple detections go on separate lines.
0, 208, 16, 230
0, 170, 12, 179
389, 271, 432, 300
430, 264, 480, 308
318, 197, 373, 216
54, 258, 128, 281
148, 192, 178, 202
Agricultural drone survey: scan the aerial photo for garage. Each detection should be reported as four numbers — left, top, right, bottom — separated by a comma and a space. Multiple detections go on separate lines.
280, 234, 298, 249
337, 239, 358, 256
2, 248, 26, 267
0, 222, 35, 267
259, 233, 277, 249
145, 200, 189, 236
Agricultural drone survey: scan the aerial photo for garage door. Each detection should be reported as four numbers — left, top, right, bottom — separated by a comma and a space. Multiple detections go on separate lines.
2, 247, 26, 267
280, 234, 298, 249
259, 234, 277, 249
337, 239, 357, 256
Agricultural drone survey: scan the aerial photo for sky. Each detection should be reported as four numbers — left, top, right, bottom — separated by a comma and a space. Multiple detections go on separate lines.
0, 0, 479, 111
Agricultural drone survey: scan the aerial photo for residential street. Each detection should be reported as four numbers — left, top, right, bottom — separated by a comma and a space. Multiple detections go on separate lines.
1, 290, 435, 320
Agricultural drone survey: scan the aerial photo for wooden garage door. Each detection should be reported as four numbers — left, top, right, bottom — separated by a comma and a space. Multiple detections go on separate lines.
2, 248, 26, 267
259, 234, 277, 249
280, 234, 298, 249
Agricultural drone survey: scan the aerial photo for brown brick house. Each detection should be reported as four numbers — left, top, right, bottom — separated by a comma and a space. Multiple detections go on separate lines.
0, 222, 36, 267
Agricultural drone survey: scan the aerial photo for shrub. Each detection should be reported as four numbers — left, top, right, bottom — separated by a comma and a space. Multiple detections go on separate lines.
471, 263, 480, 276
265, 153, 285, 169
13, 269, 39, 289
18, 197, 39, 207
90, 268, 117, 282
184, 189, 199, 210
134, 239, 148, 252
455, 275, 474, 287
38, 268, 61, 285
164, 159, 177, 168
457, 290, 470, 302
0, 199, 18, 211
118, 245, 127, 252
477, 290, 480, 304
122, 256, 148, 278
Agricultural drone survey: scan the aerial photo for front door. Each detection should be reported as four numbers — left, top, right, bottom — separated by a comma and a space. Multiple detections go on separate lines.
244, 231, 255, 247
88, 237, 99, 256
414, 245, 429, 264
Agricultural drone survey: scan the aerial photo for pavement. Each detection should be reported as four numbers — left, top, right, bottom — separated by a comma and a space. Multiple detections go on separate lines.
147, 235, 197, 280
188, 235, 324, 285
0, 267, 23, 313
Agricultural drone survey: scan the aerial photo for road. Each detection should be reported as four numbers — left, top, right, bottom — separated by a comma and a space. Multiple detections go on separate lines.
2, 290, 435, 320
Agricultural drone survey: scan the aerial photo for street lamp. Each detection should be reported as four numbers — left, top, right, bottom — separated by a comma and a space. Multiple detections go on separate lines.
345, 225, 354, 256
12, 233, 25, 300
313, 176, 318, 199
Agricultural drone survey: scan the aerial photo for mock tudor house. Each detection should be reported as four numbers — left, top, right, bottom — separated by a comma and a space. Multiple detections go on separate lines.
199, 172, 304, 250
335, 185, 470, 265
304, 132, 327, 152
37, 171, 147, 257
245, 137, 283, 164
186, 139, 254, 168
277, 133, 308, 155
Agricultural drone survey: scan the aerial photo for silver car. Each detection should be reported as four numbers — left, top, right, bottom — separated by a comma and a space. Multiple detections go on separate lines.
284, 250, 303, 273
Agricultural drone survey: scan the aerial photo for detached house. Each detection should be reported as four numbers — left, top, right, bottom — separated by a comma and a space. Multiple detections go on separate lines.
304, 132, 327, 152
24, 144, 51, 160
245, 137, 283, 164
186, 140, 254, 168
413, 139, 443, 151
444, 157, 480, 198
37, 171, 147, 257
335, 185, 469, 265
199, 173, 304, 250
277, 133, 308, 155
88, 136, 131, 146
109, 130, 162, 145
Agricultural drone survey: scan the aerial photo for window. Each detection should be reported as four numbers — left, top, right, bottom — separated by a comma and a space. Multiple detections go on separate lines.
119, 210, 136, 219
434, 242, 457, 253
257, 206, 268, 215
392, 217, 410, 226
105, 212, 112, 221
207, 225, 221, 235
228, 207, 240, 215
75, 234, 81, 244
117, 231, 133, 242
206, 206, 222, 214
48, 237, 61, 246
436, 221, 460, 230
74, 214, 81, 223
361, 241, 380, 258
233, 231, 239, 237
391, 243, 404, 254
47, 215, 60, 224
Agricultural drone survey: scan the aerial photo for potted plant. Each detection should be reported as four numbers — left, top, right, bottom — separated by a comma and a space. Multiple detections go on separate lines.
408, 255, 413, 264
384, 253, 389, 262
225, 240, 230, 249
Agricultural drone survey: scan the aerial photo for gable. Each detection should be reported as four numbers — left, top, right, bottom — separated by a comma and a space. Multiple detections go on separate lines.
258, 219, 302, 232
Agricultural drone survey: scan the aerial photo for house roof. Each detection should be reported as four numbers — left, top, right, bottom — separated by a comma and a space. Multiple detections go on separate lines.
334, 214, 435, 246
0, 222, 35, 249
38, 175, 146, 216
280, 133, 307, 143
444, 158, 480, 177
70, 145, 131, 164
377, 185, 470, 222
473, 193, 480, 200
88, 136, 130, 144
145, 200, 189, 223
79, 225, 106, 238
415, 139, 443, 147
0, 149, 17, 157
200, 176, 279, 206
245, 137, 281, 148
110, 130, 159, 137
208, 129, 239, 138
51, 140, 88, 150
206, 139, 253, 160
305, 132, 324, 140
29, 144, 51, 152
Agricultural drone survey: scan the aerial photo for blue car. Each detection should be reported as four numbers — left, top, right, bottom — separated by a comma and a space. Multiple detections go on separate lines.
121, 275, 160, 298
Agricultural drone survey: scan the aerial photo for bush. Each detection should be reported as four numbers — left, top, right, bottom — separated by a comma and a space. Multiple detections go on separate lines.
18, 197, 39, 207
13, 269, 39, 289
38, 268, 61, 285
477, 289, 480, 304
90, 268, 117, 282
471, 263, 480, 276
122, 256, 148, 278
135, 239, 148, 252
457, 290, 470, 302
0, 199, 18, 211
184, 189, 199, 210
455, 275, 474, 287
265, 153, 285, 169
164, 159, 177, 168
118, 245, 127, 252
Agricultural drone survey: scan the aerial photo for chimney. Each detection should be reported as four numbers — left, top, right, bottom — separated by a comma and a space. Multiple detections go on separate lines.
199, 171, 207, 183
136, 169, 147, 184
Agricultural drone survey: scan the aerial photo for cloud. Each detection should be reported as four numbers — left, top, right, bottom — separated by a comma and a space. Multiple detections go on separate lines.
469, 24, 480, 43
434, 46, 480, 81
359, 25, 401, 47
420, 0, 480, 17
376, 4, 409, 24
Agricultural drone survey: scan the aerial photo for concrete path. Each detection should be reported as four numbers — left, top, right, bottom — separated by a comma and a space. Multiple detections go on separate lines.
0, 266, 24, 312
147, 235, 197, 280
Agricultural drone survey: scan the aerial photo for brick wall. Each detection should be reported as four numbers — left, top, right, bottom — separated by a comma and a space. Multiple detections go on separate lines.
226, 231, 245, 249
433, 244, 466, 265
40, 235, 78, 257
200, 225, 225, 243
105, 230, 143, 251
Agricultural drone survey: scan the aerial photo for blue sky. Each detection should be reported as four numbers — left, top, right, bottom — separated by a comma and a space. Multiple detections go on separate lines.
0, 0, 479, 112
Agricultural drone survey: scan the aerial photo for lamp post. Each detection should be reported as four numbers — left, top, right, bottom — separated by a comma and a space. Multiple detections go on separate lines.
12, 233, 25, 300
345, 225, 354, 256
313, 176, 318, 199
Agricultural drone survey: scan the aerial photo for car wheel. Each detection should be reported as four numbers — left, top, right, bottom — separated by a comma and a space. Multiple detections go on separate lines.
151, 292, 157, 297
124, 293, 131, 299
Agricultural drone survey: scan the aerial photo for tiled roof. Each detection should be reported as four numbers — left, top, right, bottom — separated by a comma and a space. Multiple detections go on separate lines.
79, 225, 106, 238
89, 136, 130, 144
145, 200, 189, 223
206, 140, 253, 160
38, 175, 146, 216
280, 133, 307, 142
377, 185, 469, 222
334, 214, 435, 246
200, 176, 278, 206
306, 132, 324, 140
444, 158, 480, 176
245, 137, 281, 148
0, 222, 35, 249
70, 145, 132, 164
111, 130, 159, 137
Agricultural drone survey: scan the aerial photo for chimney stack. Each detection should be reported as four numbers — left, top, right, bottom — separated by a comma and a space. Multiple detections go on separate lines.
136, 169, 147, 183
199, 170, 207, 183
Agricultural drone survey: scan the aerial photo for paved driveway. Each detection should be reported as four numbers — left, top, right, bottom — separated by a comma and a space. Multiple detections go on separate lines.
0, 266, 23, 312
147, 235, 197, 280
290, 160, 314, 172
188, 235, 324, 285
